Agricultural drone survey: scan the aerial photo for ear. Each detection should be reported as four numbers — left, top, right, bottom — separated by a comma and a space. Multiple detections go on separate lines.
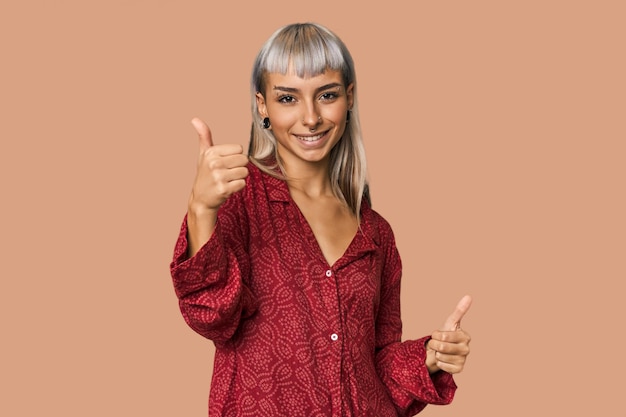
346, 83, 354, 110
256, 92, 268, 117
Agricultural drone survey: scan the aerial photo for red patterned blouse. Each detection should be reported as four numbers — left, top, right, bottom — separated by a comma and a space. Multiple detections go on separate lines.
170, 162, 456, 417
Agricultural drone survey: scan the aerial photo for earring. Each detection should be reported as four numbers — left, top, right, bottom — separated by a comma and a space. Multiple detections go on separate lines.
346, 110, 351, 122
262, 117, 270, 129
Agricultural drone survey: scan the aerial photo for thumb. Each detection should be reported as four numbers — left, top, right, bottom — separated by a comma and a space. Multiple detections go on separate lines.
191, 117, 213, 151
442, 295, 472, 331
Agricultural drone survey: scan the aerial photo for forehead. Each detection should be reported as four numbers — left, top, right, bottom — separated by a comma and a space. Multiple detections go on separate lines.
265, 69, 344, 91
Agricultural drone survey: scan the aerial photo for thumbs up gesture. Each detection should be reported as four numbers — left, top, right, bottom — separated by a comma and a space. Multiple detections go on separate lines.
189, 117, 249, 211
425, 295, 472, 375
186, 118, 249, 256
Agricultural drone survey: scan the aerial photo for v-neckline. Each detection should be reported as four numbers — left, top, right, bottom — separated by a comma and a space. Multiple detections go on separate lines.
262, 166, 371, 267
288, 194, 360, 268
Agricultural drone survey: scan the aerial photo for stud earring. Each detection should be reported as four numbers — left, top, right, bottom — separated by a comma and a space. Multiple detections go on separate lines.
262, 117, 270, 129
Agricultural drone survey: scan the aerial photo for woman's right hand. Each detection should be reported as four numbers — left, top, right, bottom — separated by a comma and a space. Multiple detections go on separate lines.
186, 117, 249, 256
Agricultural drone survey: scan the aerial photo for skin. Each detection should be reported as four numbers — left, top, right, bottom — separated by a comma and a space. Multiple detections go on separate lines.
255, 69, 356, 266
255, 70, 353, 172
425, 295, 472, 375
186, 118, 249, 257
185, 68, 471, 376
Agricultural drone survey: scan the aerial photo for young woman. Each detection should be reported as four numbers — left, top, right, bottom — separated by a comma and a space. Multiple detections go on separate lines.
171, 22, 472, 417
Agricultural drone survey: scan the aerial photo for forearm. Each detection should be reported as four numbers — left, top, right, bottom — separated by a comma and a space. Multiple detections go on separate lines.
171, 215, 255, 343
375, 338, 457, 415
186, 202, 218, 257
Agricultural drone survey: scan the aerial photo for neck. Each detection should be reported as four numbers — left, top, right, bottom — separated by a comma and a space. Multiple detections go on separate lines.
280, 158, 333, 198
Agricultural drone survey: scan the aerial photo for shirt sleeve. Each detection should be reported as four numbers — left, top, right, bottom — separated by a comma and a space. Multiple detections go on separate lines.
169, 190, 257, 345
373, 220, 457, 416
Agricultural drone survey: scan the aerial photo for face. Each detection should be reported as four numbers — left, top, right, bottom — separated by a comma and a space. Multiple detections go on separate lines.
256, 69, 353, 169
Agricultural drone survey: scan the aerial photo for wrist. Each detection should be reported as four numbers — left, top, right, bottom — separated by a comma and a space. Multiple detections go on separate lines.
186, 201, 218, 258
425, 348, 440, 374
425, 338, 440, 374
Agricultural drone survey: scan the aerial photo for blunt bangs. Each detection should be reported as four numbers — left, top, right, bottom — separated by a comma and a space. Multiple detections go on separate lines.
248, 23, 367, 220
253, 23, 353, 93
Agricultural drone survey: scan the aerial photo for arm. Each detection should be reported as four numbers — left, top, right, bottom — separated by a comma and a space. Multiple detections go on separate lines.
170, 192, 256, 344
186, 117, 248, 257
425, 296, 472, 375
169, 118, 255, 344
373, 223, 457, 416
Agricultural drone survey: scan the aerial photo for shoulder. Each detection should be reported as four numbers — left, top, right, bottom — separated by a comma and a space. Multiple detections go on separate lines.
245, 159, 281, 183
239, 159, 290, 203
245, 159, 264, 180
362, 202, 398, 246
241, 160, 275, 191
362, 198, 394, 231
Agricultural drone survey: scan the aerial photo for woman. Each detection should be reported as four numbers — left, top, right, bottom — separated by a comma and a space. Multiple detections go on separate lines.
171, 22, 471, 417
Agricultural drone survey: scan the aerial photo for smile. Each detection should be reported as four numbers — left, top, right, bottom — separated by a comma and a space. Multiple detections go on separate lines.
294, 131, 327, 142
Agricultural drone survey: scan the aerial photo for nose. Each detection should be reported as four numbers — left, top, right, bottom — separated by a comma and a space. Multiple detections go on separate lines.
302, 103, 322, 130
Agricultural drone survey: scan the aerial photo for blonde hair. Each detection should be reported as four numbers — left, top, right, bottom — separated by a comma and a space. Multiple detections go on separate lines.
248, 22, 370, 217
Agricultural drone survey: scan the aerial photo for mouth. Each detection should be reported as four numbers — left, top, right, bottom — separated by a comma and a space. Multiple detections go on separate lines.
294, 130, 329, 143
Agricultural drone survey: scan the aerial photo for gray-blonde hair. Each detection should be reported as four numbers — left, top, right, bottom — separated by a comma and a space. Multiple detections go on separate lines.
248, 22, 370, 218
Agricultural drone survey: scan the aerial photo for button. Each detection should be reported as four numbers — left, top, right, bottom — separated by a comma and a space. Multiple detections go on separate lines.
330, 333, 338, 341
325, 270, 332, 277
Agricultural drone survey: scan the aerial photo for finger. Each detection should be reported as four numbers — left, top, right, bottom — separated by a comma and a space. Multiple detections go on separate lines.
442, 295, 472, 331
213, 178, 247, 200
228, 178, 247, 194
207, 145, 247, 158
191, 117, 213, 151
434, 356, 466, 375
435, 351, 468, 366
213, 166, 249, 184
430, 329, 471, 346
221, 154, 249, 169
428, 337, 471, 356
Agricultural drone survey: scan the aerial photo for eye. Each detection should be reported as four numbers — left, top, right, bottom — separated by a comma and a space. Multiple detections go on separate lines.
278, 95, 296, 104
319, 92, 339, 101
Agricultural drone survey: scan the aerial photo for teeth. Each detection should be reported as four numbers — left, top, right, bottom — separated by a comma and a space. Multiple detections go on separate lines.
297, 133, 324, 142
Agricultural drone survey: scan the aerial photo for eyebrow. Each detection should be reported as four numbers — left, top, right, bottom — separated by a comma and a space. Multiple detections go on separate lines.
272, 82, 343, 94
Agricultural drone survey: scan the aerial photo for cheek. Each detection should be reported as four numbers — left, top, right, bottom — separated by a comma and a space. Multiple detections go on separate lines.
322, 104, 348, 123
268, 108, 297, 131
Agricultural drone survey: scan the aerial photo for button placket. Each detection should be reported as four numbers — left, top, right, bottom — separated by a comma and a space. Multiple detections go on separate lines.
319, 265, 342, 413
324, 269, 338, 342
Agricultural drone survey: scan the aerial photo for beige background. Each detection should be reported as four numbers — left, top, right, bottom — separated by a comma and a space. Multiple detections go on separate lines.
2, 1, 624, 416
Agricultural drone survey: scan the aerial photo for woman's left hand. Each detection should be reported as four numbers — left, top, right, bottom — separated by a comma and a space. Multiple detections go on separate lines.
425, 295, 472, 374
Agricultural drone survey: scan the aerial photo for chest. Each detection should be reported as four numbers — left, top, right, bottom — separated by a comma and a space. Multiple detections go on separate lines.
289, 194, 358, 267
246, 197, 383, 310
